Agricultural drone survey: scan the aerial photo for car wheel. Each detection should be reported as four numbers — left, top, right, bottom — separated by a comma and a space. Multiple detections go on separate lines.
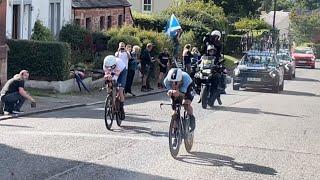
272, 85, 280, 93
280, 80, 284, 91
233, 84, 240, 91
311, 65, 315, 69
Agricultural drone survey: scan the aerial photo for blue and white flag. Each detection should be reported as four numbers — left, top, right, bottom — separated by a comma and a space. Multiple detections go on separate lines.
165, 14, 182, 38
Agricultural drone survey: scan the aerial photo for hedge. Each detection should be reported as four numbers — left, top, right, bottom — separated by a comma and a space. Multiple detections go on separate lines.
7, 40, 71, 81
107, 35, 141, 52
313, 44, 320, 58
133, 12, 166, 32
105, 26, 173, 56
225, 35, 242, 56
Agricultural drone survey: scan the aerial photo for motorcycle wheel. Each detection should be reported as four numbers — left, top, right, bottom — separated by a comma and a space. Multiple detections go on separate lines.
200, 86, 208, 109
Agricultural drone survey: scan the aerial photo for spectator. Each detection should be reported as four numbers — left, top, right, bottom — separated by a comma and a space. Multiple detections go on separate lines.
182, 44, 192, 74
172, 29, 183, 59
140, 43, 154, 92
115, 42, 131, 70
125, 45, 140, 96
157, 48, 170, 89
191, 47, 201, 61
0, 70, 36, 114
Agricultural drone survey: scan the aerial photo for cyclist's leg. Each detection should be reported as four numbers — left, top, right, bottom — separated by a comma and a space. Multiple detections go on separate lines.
183, 84, 195, 131
117, 69, 127, 119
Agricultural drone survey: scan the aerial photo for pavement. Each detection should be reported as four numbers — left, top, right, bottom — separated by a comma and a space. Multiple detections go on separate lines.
1, 63, 320, 179
0, 82, 166, 121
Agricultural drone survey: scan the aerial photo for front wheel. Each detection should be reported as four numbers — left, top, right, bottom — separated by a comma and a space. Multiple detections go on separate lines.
104, 95, 114, 130
184, 115, 194, 153
169, 118, 182, 158
200, 85, 209, 109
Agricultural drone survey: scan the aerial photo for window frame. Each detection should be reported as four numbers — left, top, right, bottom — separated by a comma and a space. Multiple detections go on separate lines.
142, 0, 152, 13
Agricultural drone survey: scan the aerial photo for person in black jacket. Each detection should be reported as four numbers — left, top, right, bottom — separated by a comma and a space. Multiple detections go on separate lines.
0, 70, 36, 114
203, 30, 222, 60
140, 43, 154, 92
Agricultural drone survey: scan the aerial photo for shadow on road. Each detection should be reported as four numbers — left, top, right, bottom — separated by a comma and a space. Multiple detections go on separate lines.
112, 125, 168, 137
0, 124, 33, 128
0, 143, 171, 179
292, 77, 320, 82
213, 106, 301, 118
177, 151, 278, 176
281, 90, 319, 97
242, 88, 319, 97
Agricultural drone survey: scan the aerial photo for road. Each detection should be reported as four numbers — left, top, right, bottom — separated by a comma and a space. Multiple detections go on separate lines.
1, 64, 320, 180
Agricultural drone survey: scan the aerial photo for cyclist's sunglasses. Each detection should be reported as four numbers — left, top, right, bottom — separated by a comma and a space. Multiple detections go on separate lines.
172, 82, 180, 86
105, 65, 116, 70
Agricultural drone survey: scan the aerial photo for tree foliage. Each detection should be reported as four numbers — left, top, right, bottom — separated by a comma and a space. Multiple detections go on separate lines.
162, 1, 227, 31
234, 18, 272, 30
31, 20, 54, 41
290, 11, 320, 44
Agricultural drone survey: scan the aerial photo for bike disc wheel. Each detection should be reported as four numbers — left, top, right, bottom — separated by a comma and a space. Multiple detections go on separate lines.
169, 118, 182, 158
104, 95, 113, 130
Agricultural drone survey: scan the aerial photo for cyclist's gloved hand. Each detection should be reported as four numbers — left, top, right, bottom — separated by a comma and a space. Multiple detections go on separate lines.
104, 74, 112, 81
167, 90, 181, 97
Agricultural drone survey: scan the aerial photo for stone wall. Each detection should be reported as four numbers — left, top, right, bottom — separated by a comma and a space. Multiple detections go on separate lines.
73, 7, 133, 31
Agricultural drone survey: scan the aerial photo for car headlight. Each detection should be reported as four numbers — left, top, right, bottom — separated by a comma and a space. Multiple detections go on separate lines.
311, 57, 315, 61
202, 69, 211, 74
285, 64, 290, 71
269, 71, 277, 78
234, 68, 240, 77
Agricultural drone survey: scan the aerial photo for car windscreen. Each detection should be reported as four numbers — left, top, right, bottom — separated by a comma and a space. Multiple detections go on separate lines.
241, 54, 276, 66
294, 49, 314, 54
277, 54, 291, 61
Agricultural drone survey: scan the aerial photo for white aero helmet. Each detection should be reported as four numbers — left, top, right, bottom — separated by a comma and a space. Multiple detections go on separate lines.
104, 55, 117, 68
207, 45, 216, 51
167, 68, 183, 82
211, 30, 221, 39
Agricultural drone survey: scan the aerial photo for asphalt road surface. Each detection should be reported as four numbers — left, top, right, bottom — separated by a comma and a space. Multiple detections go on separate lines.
1, 64, 320, 180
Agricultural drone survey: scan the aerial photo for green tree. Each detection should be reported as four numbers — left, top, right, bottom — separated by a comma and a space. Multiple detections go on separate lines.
31, 20, 54, 41
290, 11, 320, 44
200, 0, 263, 17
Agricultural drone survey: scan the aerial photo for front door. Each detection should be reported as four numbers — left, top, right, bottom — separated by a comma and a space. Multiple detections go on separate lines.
12, 5, 21, 39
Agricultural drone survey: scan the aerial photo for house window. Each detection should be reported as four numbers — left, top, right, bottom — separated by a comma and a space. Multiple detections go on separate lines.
100, 16, 105, 31
49, 1, 61, 36
86, 18, 91, 30
143, 0, 152, 12
118, 15, 123, 27
107, 16, 112, 29
75, 19, 80, 26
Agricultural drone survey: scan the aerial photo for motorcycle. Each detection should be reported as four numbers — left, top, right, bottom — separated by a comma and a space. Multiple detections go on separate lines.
194, 56, 225, 109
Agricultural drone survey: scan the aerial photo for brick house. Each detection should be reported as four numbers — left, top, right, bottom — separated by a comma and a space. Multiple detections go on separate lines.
0, 0, 8, 87
72, 0, 133, 31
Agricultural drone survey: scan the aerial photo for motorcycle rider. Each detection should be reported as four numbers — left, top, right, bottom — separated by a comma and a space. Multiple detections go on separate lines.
203, 30, 222, 62
198, 45, 226, 106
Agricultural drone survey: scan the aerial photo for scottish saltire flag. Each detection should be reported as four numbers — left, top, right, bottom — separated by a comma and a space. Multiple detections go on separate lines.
165, 14, 182, 37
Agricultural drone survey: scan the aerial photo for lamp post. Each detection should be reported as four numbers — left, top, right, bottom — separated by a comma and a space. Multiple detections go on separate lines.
272, 0, 277, 30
